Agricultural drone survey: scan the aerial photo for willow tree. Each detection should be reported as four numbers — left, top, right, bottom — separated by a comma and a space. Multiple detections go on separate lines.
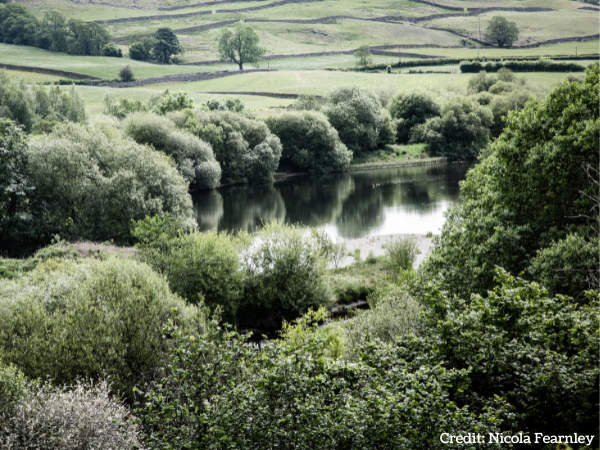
217, 22, 266, 71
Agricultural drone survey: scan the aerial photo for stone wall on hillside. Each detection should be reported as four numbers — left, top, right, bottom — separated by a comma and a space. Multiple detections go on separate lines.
109, 68, 272, 87
0, 63, 100, 80
90, 9, 211, 24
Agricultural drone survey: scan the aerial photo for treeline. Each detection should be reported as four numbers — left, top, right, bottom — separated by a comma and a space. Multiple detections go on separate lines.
0, 5, 114, 56
0, 66, 597, 449
460, 58, 586, 73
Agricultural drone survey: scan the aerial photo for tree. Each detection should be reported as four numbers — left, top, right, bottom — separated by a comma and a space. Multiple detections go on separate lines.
353, 44, 373, 67
484, 16, 519, 48
323, 85, 389, 154
264, 111, 352, 174
410, 96, 493, 160
118, 64, 134, 82
217, 22, 266, 71
419, 65, 599, 300
37, 10, 68, 52
102, 42, 121, 57
387, 91, 441, 144
152, 27, 182, 64
129, 41, 148, 60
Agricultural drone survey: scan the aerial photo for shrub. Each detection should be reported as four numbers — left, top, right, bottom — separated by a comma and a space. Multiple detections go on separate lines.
324, 85, 391, 154
0, 378, 144, 449
123, 112, 221, 189
240, 221, 333, 327
118, 64, 134, 82
496, 67, 515, 82
387, 91, 441, 144
290, 94, 324, 111
134, 216, 250, 323
339, 284, 424, 359
386, 65, 392, 73
474, 91, 494, 105
103, 92, 147, 118
0, 257, 212, 399
410, 96, 493, 160
353, 44, 373, 67
191, 109, 282, 184
150, 90, 193, 115
384, 235, 419, 270
467, 70, 497, 93
22, 121, 194, 246
101, 42, 121, 57
129, 41, 148, 60
205, 97, 245, 112
0, 363, 28, 419
488, 80, 515, 95
489, 89, 531, 136
264, 110, 352, 174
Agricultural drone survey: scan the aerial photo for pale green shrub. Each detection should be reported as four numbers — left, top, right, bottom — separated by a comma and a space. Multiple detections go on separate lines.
384, 235, 419, 270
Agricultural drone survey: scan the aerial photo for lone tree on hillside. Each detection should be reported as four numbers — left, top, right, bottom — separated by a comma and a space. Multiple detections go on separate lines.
217, 22, 266, 70
118, 65, 134, 82
484, 16, 519, 48
353, 44, 373, 67
152, 27, 182, 63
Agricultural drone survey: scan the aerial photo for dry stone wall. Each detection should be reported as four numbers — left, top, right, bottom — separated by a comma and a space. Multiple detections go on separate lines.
0, 63, 101, 80
109, 68, 273, 87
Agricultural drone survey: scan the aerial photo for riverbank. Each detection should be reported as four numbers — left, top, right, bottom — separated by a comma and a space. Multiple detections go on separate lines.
334, 234, 434, 269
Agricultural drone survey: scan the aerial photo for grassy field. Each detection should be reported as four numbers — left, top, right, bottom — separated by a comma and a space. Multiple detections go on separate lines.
69, 69, 575, 117
425, 10, 599, 43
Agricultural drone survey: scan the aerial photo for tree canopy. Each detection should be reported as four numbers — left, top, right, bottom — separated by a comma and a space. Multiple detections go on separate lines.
353, 44, 373, 67
152, 27, 182, 64
484, 16, 519, 48
217, 22, 266, 70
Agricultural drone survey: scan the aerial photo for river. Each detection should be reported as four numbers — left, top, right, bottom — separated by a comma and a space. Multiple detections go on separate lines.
192, 161, 476, 239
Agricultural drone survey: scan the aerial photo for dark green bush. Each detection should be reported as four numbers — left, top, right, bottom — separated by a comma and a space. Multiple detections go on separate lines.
123, 112, 221, 189
324, 85, 393, 154
118, 64, 134, 81
0, 257, 212, 400
460, 59, 586, 73
134, 215, 249, 323
264, 110, 351, 174
129, 41, 148, 60
387, 91, 441, 144
101, 42, 121, 57
410, 96, 493, 160
189, 109, 282, 184
489, 89, 531, 136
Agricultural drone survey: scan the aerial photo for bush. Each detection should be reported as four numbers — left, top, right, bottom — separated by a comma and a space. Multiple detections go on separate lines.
489, 89, 531, 136
123, 112, 221, 189
0, 378, 144, 449
103, 92, 147, 119
101, 42, 122, 57
460, 59, 586, 74
467, 70, 497, 93
410, 96, 493, 160
0, 257, 211, 399
264, 110, 352, 174
118, 64, 134, 82
20, 121, 194, 247
190, 109, 282, 184
386, 65, 392, 73
324, 85, 392, 154
134, 215, 249, 323
150, 90, 193, 115
205, 97, 245, 112
129, 41, 148, 60
240, 221, 333, 327
384, 235, 419, 270
0, 363, 28, 419
387, 91, 441, 144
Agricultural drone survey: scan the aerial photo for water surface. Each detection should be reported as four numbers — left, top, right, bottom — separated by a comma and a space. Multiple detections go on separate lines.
192, 161, 476, 240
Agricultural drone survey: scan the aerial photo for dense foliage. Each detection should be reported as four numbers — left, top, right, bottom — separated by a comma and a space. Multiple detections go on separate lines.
419, 64, 599, 299
153, 27, 182, 64
218, 22, 266, 70
353, 44, 373, 67
264, 110, 352, 174
461, 59, 586, 73
483, 16, 519, 48
0, 6, 111, 55
410, 96, 493, 160
324, 85, 395, 154
0, 119, 194, 253
0, 72, 86, 131
181, 109, 282, 184
124, 112, 221, 189
387, 91, 441, 144
0, 256, 213, 399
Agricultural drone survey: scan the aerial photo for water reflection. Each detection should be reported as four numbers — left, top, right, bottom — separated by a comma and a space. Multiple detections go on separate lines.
192, 161, 476, 239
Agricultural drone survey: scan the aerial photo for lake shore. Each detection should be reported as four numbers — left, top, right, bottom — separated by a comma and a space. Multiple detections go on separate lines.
334, 234, 434, 269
